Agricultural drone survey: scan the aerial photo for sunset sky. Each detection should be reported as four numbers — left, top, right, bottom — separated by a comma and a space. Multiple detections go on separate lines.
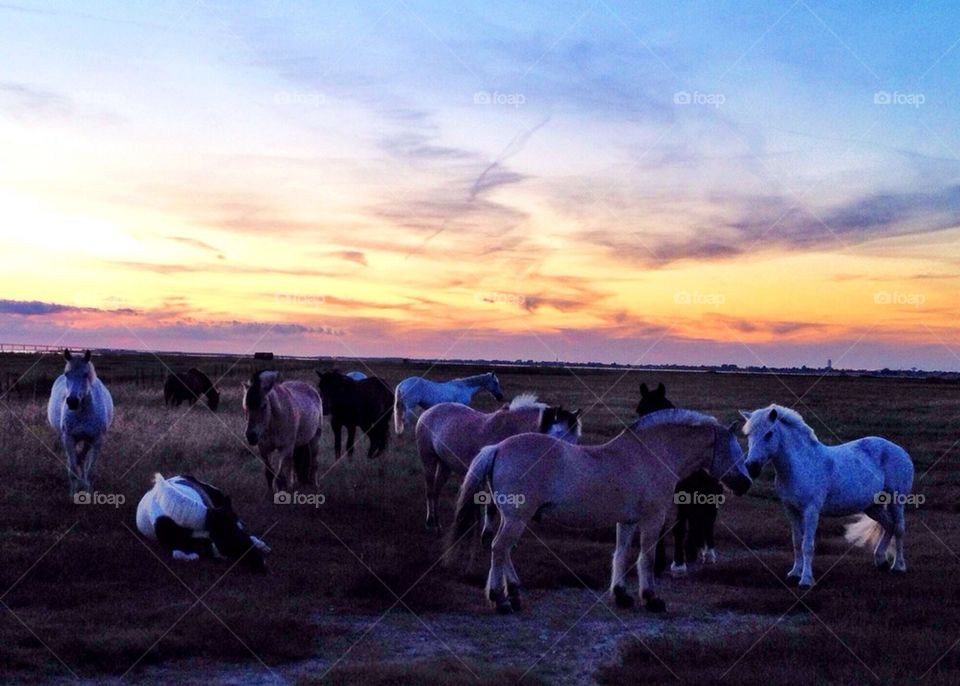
2, 1, 959, 369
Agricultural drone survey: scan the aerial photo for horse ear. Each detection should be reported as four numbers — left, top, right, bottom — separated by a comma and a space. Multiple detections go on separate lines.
83, 350, 92, 362
63, 349, 72, 361
738, 410, 751, 421
640, 383, 649, 396
727, 419, 740, 433
768, 408, 778, 422
656, 382, 665, 395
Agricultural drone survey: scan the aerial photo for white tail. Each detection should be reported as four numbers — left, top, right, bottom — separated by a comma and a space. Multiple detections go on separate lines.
393, 387, 405, 434
844, 514, 889, 551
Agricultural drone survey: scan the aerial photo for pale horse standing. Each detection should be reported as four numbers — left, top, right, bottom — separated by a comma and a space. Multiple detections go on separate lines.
740, 405, 914, 589
393, 372, 504, 434
48, 350, 114, 495
243, 371, 323, 495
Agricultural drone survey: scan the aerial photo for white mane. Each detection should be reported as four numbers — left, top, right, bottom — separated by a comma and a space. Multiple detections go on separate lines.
509, 393, 546, 410
632, 408, 720, 431
743, 404, 818, 442
152, 473, 207, 530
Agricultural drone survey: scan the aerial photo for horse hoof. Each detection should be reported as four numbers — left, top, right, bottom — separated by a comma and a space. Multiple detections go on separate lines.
481, 531, 494, 548
494, 601, 514, 615
613, 586, 635, 609
646, 597, 666, 613
891, 566, 906, 575
798, 582, 814, 591
508, 596, 523, 612
670, 563, 687, 577
876, 560, 891, 573
786, 574, 801, 586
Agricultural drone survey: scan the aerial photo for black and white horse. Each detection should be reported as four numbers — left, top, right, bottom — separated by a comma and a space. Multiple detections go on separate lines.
136, 473, 270, 572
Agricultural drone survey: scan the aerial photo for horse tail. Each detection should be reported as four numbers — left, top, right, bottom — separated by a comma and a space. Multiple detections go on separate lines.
845, 514, 888, 551
445, 445, 497, 566
393, 384, 405, 434
292, 444, 311, 485
654, 525, 668, 578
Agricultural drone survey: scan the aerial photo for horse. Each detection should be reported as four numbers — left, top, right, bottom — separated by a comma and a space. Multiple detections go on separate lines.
447, 409, 751, 614
740, 405, 914, 589
242, 371, 323, 495
415, 393, 582, 536
345, 371, 367, 381
316, 370, 393, 460
163, 368, 221, 411
635, 382, 725, 577
136, 473, 270, 572
393, 372, 504, 434
47, 350, 114, 495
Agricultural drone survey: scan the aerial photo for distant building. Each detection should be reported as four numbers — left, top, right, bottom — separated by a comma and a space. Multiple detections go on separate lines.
254, 352, 274, 360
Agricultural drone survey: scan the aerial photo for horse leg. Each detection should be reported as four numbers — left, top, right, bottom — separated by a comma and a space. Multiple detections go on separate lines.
83, 435, 104, 493
346, 425, 357, 458
64, 434, 81, 496
274, 447, 294, 493
671, 509, 687, 576
798, 506, 820, 590
504, 547, 523, 612
308, 432, 322, 487
419, 445, 440, 531
863, 503, 894, 570
610, 522, 638, 608
431, 462, 451, 535
701, 507, 718, 564
785, 506, 803, 583
260, 448, 276, 496
488, 518, 524, 614
480, 503, 497, 548
639, 515, 667, 612
332, 422, 343, 461
891, 503, 907, 573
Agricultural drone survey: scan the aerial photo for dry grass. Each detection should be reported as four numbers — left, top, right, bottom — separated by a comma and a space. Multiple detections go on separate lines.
1, 352, 959, 682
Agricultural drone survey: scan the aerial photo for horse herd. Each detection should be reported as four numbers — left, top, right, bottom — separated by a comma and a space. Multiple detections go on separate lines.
45, 350, 916, 614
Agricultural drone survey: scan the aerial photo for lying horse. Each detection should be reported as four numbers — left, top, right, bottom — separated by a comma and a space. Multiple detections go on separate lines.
741, 404, 914, 588
47, 350, 114, 495
394, 372, 504, 434
243, 371, 323, 495
448, 408, 751, 614
636, 382, 724, 577
164, 368, 220, 411
416, 393, 581, 536
136, 473, 270, 572
316, 370, 393, 460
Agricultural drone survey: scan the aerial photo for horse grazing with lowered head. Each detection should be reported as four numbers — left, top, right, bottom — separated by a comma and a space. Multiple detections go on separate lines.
316, 370, 393, 460
394, 372, 504, 434
47, 350, 114, 495
243, 371, 323, 495
635, 382, 725, 578
447, 409, 751, 614
741, 405, 914, 589
164, 368, 220, 411
136, 473, 270, 572
416, 393, 582, 536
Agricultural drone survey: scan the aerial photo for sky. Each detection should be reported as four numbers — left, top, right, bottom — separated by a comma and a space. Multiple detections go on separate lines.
1, 0, 959, 369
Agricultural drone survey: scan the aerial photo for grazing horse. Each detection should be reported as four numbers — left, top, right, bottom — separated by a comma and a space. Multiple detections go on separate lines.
415, 393, 582, 536
448, 409, 751, 614
635, 383, 724, 577
316, 370, 393, 460
345, 371, 367, 381
242, 371, 323, 495
741, 405, 914, 588
393, 372, 504, 434
136, 473, 270, 572
47, 350, 114, 495
164, 368, 221, 411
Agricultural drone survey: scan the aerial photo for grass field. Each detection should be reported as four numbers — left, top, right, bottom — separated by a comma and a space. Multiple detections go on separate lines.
1, 351, 959, 684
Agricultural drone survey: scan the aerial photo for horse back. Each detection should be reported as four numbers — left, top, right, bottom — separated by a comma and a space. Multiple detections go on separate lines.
271, 381, 322, 444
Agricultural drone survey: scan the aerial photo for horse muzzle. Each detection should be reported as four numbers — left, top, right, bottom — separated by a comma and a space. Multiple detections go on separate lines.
494, 392, 505, 401
66, 396, 80, 410
746, 462, 762, 480
722, 473, 752, 496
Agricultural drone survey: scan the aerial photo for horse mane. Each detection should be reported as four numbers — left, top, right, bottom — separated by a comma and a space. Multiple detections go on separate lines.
743, 404, 818, 442
457, 372, 493, 384
509, 393, 545, 410
629, 408, 720, 432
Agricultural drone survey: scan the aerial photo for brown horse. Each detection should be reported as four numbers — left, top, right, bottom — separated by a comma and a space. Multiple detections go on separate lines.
242, 371, 323, 495
447, 409, 751, 614
416, 393, 581, 536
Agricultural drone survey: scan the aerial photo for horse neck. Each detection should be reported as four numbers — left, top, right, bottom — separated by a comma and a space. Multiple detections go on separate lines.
457, 374, 488, 389
770, 426, 824, 477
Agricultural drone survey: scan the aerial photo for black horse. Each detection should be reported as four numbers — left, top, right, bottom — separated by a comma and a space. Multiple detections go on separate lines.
316, 370, 393, 459
163, 368, 220, 411
634, 382, 724, 578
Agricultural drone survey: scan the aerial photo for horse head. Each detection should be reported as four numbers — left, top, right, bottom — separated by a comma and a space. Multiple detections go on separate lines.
242, 370, 278, 446
539, 405, 583, 443
316, 369, 349, 414
485, 372, 505, 401
636, 381, 673, 417
712, 419, 752, 496
63, 349, 95, 411
205, 500, 267, 573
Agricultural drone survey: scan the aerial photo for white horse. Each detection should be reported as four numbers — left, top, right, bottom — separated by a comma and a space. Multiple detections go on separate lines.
740, 405, 914, 589
47, 350, 114, 495
393, 372, 504, 434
